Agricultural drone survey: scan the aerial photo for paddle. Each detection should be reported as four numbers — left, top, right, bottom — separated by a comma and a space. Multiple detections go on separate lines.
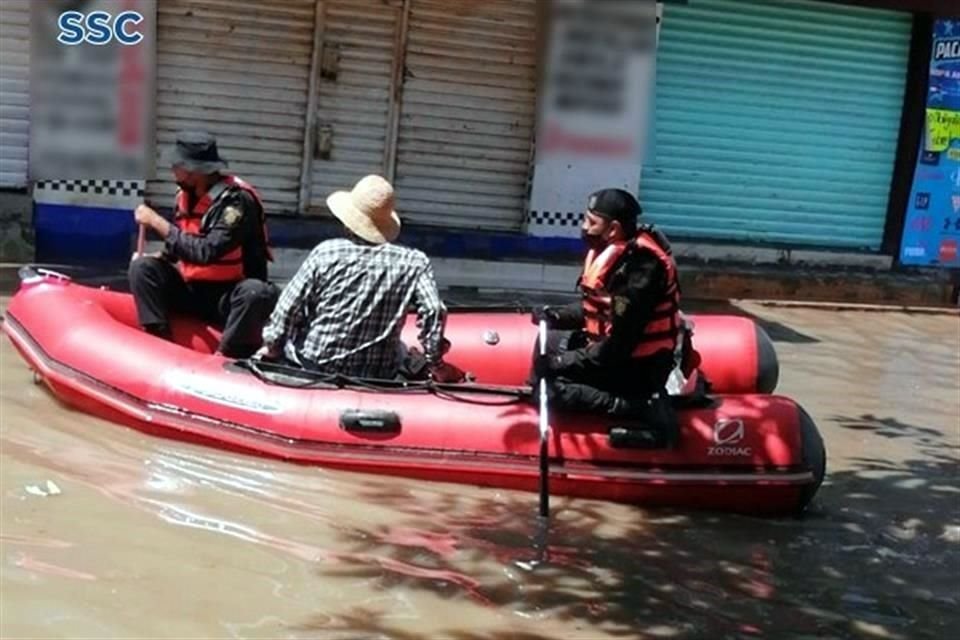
132, 223, 146, 261
538, 319, 550, 518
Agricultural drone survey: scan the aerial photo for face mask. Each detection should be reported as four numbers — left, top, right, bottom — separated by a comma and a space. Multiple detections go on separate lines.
175, 181, 194, 196
581, 229, 607, 251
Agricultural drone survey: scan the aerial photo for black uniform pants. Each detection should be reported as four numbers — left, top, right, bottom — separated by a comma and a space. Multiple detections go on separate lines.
128, 257, 279, 358
529, 329, 674, 416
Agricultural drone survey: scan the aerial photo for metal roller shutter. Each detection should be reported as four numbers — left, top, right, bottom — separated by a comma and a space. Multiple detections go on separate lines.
642, 0, 911, 249
309, 0, 402, 209
0, 0, 30, 188
148, 0, 315, 213
393, 0, 538, 230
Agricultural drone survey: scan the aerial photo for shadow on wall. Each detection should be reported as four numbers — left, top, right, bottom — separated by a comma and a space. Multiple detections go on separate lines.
0, 190, 34, 263
285, 414, 957, 640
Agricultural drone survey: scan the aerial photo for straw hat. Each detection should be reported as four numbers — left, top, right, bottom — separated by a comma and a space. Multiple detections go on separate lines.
326, 175, 401, 244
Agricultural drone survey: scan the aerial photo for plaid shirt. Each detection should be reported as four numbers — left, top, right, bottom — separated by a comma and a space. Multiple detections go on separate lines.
261, 238, 447, 378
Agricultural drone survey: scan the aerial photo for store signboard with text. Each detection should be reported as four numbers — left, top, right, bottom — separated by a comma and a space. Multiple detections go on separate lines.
526, 1, 659, 237
30, 0, 156, 181
900, 18, 960, 268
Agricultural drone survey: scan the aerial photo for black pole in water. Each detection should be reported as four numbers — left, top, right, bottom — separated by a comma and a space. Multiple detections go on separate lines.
537, 319, 550, 519
539, 434, 549, 518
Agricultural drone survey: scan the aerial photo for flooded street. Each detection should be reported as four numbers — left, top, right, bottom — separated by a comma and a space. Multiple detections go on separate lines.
2, 293, 958, 640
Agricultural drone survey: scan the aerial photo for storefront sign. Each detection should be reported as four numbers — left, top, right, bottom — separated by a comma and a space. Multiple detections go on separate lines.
526, 1, 658, 237
900, 18, 960, 267
30, 0, 156, 181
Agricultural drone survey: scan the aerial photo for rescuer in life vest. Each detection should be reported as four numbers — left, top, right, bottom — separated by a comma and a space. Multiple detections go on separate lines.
530, 188, 693, 422
128, 131, 280, 358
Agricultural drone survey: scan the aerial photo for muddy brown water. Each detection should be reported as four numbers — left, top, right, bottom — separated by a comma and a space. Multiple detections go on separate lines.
2, 286, 958, 639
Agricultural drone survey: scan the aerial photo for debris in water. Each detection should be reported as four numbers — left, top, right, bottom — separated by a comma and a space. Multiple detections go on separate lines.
24, 480, 62, 497
939, 524, 960, 543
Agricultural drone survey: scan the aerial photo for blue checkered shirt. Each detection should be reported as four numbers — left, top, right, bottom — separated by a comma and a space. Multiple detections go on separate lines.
261, 238, 447, 378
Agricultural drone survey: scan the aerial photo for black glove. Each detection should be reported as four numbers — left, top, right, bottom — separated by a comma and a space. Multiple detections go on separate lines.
429, 361, 467, 383
530, 306, 560, 327
533, 353, 563, 380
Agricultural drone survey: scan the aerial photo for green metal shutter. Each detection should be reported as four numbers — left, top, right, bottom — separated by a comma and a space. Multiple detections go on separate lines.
641, 0, 911, 250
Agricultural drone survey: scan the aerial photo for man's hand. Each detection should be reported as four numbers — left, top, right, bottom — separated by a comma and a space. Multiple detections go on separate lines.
530, 306, 560, 328
252, 344, 281, 361
533, 353, 562, 380
134, 204, 172, 239
429, 361, 467, 383
130, 250, 167, 263
134, 204, 159, 226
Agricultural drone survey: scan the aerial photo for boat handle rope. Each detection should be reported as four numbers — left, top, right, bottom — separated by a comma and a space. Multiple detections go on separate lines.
237, 358, 533, 406
18, 265, 73, 284
237, 359, 717, 410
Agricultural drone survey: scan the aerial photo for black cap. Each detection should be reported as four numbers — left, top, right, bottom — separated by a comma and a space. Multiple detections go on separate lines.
587, 188, 642, 226
168, 131, 228, 174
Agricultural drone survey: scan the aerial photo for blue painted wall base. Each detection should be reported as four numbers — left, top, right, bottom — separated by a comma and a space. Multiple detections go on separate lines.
34, 203, 137, 265
266, 216, 584, 262
31, 205, 586, 268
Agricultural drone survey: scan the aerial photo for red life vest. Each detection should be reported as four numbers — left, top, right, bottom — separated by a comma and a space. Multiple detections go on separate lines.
580, 230, 681, 359
174, 175, 272, 282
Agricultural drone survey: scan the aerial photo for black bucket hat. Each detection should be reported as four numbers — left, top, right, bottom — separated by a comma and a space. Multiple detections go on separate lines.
168, 131, 228, 174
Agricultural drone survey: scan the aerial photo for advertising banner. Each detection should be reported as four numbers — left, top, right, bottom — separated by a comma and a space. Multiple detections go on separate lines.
900, 18, 960, 267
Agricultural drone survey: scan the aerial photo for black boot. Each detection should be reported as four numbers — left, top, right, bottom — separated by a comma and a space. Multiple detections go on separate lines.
609, 393, 680, 449
144, 323, 173, 342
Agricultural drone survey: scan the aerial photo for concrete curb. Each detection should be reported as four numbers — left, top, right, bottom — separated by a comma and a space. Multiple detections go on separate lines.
681, 267, 958, 308
267, 249, 959, 308
745, 299, 960, 315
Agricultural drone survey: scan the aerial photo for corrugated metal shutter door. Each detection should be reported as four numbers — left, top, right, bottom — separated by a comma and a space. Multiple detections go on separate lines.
394, 0, 538, 230
0, 0, 30, 188
149, 0, 314, 213
309, 0, 401, 209
642, 0, 911, 250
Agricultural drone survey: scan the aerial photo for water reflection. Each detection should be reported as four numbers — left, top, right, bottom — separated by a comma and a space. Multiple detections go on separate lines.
2, 297, 958, 639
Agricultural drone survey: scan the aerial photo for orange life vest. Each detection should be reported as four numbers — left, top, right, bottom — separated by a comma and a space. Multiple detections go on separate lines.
174, 175, 272, 282
580, 230, 681, 358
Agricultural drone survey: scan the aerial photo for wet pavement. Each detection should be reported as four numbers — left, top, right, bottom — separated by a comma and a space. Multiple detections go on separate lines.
1, 276, 958, 639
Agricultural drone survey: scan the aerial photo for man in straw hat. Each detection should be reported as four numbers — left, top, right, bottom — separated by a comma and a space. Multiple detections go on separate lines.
129, 131, 279, 358
257, 174, 465, 382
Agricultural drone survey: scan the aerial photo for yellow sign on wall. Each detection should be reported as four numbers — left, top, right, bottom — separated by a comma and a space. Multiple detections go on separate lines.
925, 108, 960, 151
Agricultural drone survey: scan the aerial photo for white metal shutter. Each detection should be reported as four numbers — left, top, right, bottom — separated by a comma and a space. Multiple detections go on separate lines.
0, 0, 30, 188
309, 0, 402, 210
393, 0, 538, 230
148, 0, 315, 213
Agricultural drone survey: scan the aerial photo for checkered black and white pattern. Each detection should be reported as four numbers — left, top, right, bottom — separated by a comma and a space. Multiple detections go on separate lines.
527, 209, 582, 227
34, 180, 145, 197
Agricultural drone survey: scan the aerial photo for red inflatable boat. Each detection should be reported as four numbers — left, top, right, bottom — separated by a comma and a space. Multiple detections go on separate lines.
2, 268, 825, 515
